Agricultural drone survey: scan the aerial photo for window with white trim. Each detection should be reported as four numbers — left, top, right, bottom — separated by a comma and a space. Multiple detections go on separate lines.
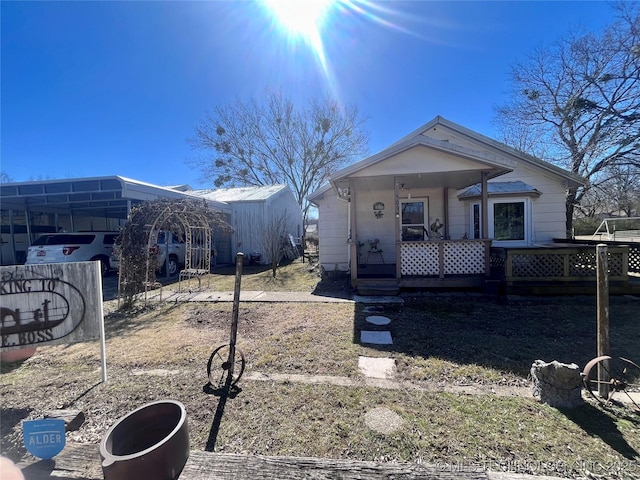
493, 201, 525, 241
470, 198, 532, 245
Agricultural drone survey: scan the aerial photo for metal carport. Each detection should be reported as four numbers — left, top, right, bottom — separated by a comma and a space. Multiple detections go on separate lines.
0, 176, 231, 265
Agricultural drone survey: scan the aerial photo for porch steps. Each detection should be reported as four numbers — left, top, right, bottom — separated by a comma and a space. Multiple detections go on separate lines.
356, 279, 400, 296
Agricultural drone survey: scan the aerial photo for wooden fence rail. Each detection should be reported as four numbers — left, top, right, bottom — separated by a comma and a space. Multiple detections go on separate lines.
499, 246, 629, 284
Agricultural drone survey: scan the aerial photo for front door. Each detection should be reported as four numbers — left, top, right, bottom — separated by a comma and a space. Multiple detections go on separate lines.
400, 199, 428, 241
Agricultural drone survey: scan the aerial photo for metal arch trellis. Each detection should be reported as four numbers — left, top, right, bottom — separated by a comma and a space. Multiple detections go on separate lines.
117, 198, 221, 307
144, 205, 191, 301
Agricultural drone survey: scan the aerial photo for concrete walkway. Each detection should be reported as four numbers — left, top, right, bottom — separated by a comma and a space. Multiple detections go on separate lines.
162, 289, 356, 303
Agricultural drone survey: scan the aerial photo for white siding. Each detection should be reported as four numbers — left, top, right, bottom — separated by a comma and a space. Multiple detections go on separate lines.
313, 119, 579, 259
316, 190, 350, 271
230, 188, 303, 263
266, 188, 304, 242
498, 166, 568, 242
352, 145, 488, 177
448, 188, 468, 239
352, 187, 396, 263
453, 164, 569, 243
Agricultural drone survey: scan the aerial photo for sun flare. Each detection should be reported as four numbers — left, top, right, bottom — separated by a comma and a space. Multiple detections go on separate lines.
261, 0, 333, 38
261, 0, 336, 73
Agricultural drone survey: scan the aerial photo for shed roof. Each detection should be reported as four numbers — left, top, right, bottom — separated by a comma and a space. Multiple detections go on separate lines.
458, 181, 541, 199
192, 184, 288, 203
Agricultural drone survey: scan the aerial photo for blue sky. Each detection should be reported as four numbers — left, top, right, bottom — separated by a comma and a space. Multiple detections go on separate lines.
1, 1, 615, 188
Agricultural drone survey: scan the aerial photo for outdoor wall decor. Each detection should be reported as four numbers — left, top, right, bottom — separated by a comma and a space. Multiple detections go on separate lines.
373, 202, 385, 219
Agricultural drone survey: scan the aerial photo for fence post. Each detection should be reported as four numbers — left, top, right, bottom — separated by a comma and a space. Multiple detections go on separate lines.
596, 244, 610, 399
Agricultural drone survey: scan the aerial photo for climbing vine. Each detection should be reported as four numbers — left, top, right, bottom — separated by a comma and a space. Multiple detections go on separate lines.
116, 198, 231, 309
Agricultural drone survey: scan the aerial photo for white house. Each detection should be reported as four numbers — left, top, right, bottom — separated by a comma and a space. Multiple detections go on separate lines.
308, 116, 586, 289
192, 184, 303, 264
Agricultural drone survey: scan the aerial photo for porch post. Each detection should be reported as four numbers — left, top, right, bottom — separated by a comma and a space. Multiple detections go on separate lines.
443, 188, 449, 239
349, 180, 358, 286
394, 178, 401, 279
481, 171, 489, 238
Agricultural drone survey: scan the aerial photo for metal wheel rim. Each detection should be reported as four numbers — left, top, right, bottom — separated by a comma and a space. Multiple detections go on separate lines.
206, 344, 246, 389
583, 355, 640, 412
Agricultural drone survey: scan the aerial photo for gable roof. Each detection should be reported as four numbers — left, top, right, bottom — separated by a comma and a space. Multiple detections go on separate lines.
308, 116, 587, 205
327, 116, 585, 188
392, 116, 586, 187
330, 129, 517, 181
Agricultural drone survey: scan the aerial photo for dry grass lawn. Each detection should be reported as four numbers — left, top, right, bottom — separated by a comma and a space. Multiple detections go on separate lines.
1, 259, 639, 479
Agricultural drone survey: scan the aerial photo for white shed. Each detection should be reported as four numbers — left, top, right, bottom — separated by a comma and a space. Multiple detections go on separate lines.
193, 185, 303, 264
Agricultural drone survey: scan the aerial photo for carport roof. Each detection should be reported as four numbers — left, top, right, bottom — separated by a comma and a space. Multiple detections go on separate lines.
0, 175, 231, 218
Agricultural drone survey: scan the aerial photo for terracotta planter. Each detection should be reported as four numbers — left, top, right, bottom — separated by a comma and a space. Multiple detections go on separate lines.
0, 347, 37, 363
100, 400, 189, 480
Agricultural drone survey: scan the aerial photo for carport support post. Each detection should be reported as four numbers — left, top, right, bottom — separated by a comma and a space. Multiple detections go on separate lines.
596, 244, 610, 399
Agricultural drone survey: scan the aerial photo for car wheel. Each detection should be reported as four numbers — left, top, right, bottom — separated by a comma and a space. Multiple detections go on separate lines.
91, 256, 109, 276
161, 255, 180, 277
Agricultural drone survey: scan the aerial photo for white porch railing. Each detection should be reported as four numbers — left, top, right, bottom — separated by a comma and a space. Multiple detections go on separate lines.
399, 240, 491, 277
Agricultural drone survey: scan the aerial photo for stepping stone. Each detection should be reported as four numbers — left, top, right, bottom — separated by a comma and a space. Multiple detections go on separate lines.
364, 407, 404, 434
366, 315, 391, 326
360, 330, 393, 345
358, 356, 396, 379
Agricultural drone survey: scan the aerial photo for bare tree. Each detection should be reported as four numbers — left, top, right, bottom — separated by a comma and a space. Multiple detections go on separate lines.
189, 88, 369, 223
495, 3, 640, 234
260, 210, 293, 278
597, 164, 640, 216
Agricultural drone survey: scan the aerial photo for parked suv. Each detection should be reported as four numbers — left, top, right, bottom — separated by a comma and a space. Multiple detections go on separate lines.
25, 232, 119, 275
110, 230, 186, 277
154, 231, 186, 276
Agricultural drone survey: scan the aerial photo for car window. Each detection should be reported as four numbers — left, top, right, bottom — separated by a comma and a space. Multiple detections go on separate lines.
156, 232, 184, 244
33, 234, 95, 245
104, 234, 118, 245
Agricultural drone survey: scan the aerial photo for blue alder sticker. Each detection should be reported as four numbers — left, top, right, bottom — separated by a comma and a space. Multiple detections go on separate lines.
23, 418, 66, 459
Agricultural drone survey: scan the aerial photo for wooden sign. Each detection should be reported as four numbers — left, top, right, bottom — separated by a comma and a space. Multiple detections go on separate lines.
1, 262, 103, 351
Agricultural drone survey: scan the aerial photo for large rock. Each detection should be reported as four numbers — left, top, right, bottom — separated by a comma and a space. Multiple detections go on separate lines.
531, 359, 584, 408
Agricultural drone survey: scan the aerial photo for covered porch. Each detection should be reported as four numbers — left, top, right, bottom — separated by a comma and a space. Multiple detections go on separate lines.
340, 159, 507, 290
354, 238, 493, 293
